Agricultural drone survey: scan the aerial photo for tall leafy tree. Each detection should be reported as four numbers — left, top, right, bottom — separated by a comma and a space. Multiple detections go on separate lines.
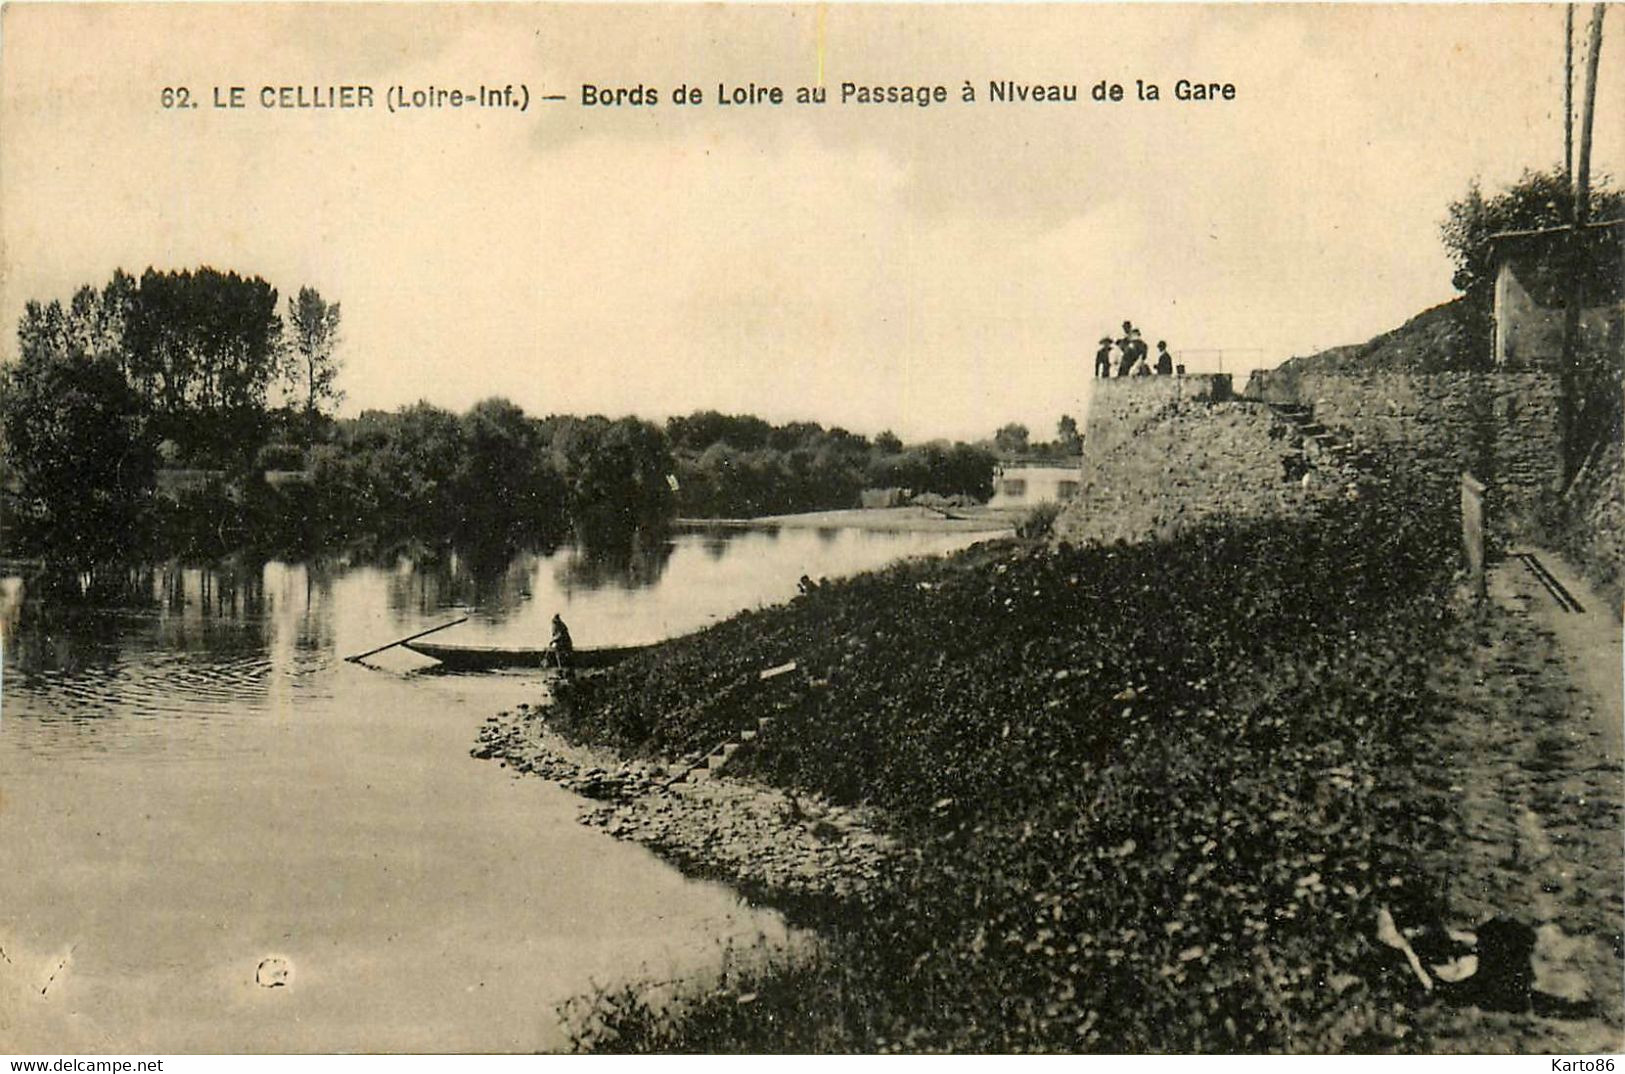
286, 286, 344, 434
1, 303, 157, 567
554, 415, 673, 538
1439, 169, 1622, 335
123, 267, 283, 461
456, 398, 570, 546
1057, 414, 1081, 454
994, 422, 1030, 457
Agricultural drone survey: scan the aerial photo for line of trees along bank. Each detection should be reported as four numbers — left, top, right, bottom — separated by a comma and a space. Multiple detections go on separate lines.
667, 411, 995, 519
5, 382, 998, 568
291, 407, 997, 553
1, 268, 997, 571
288, 405, 676, 556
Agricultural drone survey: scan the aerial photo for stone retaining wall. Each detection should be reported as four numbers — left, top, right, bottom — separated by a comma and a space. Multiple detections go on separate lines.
1082, 375, 1232, 463
1055, 376, 1345, 546
1245, 369, 1564, 539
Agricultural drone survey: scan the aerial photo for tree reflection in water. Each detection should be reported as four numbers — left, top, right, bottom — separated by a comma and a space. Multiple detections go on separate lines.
3, 558, 276, 682
379, 533, 561, 625
555, 525, 677, 594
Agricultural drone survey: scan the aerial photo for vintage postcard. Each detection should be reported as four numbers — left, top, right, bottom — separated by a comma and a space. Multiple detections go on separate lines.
1, 2, 1621, 1060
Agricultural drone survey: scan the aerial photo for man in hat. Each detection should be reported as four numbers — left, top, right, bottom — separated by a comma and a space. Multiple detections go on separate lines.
1115, 321, 1137, 377
1155, 340, 1174, 375
1094, 336, 1114, 378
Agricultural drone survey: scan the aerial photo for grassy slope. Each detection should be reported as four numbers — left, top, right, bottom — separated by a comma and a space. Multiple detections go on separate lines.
1276, 298, 1482, 375
544, 458, 1518, 1051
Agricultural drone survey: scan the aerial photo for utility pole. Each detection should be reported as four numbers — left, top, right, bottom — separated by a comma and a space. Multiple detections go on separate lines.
1561, 3, 1606, 478
1565, 5, 1574, 194
1574, 4, 1605, 228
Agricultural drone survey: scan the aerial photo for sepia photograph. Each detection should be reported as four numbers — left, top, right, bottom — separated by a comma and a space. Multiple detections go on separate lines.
0, 1, 1621, 1058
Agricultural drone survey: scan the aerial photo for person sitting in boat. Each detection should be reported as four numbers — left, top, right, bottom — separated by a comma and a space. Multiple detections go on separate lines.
550, 614, 574, 671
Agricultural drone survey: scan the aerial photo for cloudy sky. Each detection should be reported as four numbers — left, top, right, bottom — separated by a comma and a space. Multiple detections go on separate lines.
3, 4, 1621, 441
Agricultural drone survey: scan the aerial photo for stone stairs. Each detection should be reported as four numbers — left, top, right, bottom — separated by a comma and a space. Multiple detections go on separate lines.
665, 660, 802, 786
1267, 401, 1378, 472
673, 716, 778, 784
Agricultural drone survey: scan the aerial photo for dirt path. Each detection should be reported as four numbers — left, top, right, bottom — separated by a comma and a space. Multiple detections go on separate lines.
1499, 549, 1623, 762
1410, 552, 1624, 1052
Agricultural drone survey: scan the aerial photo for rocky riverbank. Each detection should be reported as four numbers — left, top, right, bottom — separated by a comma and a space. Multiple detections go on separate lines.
473, 704, 900, 918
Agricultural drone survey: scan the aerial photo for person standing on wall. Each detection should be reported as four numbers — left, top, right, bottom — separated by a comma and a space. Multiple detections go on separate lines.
1095, 336, 1114, 378
1155, 340, 1174, 375
1129, 328, 1149, 373
1116, 321, 1137, 377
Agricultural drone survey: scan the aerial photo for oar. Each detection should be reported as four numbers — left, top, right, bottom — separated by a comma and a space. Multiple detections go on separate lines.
344, 616, 469, 664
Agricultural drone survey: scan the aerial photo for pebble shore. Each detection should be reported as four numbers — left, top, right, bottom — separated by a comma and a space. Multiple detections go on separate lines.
473, 703, 900, 916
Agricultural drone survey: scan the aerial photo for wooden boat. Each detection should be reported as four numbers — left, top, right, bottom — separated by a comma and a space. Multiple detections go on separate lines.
403, 640, 652, 672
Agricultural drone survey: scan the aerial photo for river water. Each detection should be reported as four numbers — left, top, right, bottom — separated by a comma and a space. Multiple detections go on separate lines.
0, 524, 990, 1052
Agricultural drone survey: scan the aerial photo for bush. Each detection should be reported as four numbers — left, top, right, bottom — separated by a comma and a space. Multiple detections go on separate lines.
0, 349, 157, 565
254, 441, 307, 471
1015, 500, 1062, 540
